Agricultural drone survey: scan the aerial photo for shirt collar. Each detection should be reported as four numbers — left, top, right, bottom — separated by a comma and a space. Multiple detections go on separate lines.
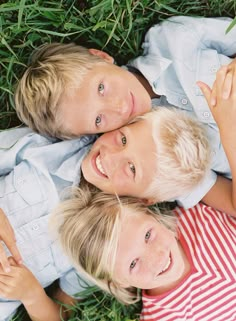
128, 54, 172, 87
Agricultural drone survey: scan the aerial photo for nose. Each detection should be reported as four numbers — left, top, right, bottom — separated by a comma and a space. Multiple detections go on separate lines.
101, 145, 125, 177
143, 248, 166, 276
111, 97, 129, 117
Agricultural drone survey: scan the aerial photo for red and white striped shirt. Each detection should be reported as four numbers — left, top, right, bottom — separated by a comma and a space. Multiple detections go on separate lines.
141, 203, 236, 321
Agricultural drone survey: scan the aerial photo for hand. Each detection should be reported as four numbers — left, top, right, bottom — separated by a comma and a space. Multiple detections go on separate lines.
210, 58, 236, 106
197, 65, 236, 147
0, 208, 22, 272
0, 257, 44, 305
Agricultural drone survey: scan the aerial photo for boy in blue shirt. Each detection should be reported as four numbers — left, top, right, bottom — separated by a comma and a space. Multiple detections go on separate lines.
0, 128, 96, 321
15, 16, 236, 139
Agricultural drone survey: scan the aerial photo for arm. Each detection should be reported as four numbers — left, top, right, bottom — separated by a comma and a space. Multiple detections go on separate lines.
0, 258, 77, 321
198, 65, 236, 216
0, 208, 22, 272
202, 175, 236, 217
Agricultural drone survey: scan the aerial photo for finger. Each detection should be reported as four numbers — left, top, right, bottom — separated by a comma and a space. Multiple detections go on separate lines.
210, 65, 228, 105
215, 65, 228, 94
0, 215, 23, 264
222, 71, 233, 100
0, 244, 11, 273
196, 81, 212, 107
5, 243, 22, 265
210, 80, 217, 106
0, 279, 16, 299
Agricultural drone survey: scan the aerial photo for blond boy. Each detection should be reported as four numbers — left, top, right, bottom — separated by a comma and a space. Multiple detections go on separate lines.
15, 16, 236, 138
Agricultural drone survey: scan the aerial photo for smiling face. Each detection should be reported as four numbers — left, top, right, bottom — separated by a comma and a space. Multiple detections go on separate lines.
81, 119, 158, 199
114, 208, 188, 293
59, 62, 151, 135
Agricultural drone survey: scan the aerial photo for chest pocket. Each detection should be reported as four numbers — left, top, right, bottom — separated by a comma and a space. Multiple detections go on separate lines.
15, 216, 59, 287
0, 161, 47, 217
195, 49, 220, 124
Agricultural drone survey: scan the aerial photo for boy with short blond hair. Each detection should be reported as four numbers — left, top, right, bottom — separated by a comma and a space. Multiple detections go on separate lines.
15, 16, 236, 139
15, 43, 150, 139
15, 43, 108, 138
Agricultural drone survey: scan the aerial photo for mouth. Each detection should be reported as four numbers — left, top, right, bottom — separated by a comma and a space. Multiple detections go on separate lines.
94, 153, 108, 178
158, 254, 172, 276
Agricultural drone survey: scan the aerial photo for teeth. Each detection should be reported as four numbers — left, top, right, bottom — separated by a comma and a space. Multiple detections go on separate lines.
160, 256, 171, 274
96, 155, 106, 175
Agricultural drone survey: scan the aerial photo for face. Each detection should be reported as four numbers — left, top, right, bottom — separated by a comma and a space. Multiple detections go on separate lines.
81, 119, 157, 199
114, 208, 186, 292
59, 62, 151, 135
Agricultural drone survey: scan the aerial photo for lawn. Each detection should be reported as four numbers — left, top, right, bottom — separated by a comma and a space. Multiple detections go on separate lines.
1, 0, 235, 320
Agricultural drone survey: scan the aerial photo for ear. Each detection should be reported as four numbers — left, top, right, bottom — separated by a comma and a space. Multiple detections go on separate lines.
139, 198, 156, 206
89, 48, 114, 64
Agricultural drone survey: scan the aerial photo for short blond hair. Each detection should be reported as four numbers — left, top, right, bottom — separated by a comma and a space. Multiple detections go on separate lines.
53, 183, 177, 305
14, 43, 106, 139
135, 107, 211, 202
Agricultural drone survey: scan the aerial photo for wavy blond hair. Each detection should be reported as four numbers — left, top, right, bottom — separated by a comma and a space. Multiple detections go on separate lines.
14, 43, 106, 139
53, 183, 177, 305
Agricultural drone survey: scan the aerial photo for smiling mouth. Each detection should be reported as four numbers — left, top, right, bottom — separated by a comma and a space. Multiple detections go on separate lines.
95, 154, 108, 177
158, 255, 172, 276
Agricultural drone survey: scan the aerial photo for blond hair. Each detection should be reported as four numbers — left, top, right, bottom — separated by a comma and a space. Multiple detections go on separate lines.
135, 107, 211, 202
14, 43, 106, 139
53, 183, 177, 305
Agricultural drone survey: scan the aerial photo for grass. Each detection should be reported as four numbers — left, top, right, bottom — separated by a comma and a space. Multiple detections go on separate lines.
12, 284, 142, 321
1, 0, 236, 130
1, 0, 235, 320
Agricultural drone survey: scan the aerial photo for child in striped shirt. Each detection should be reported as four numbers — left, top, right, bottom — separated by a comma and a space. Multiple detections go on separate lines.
55, 185, 236, 321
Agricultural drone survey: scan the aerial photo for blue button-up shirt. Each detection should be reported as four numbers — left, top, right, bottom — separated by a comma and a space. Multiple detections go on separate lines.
0, 128, 96, 321
129, 16, 236, 208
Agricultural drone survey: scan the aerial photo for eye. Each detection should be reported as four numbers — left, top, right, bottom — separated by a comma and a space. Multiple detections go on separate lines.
98, 83, 104, 95
145, 230, 151, 241
95, 115, 102, 127
121, 134, 127, 146
129, 163, 136, 175
130, 259, 137, 270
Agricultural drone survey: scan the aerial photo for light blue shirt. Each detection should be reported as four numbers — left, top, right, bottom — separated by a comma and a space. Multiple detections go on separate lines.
129, 16, 236, 208
0, 128, 96, 321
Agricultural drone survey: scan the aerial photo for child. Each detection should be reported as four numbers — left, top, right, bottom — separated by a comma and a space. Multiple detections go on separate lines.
0, 105, 209, 270
0, 105, 211, 320
0, 102, 210, 320
0, 127, 96, 321
81, 106, 211, 202
14, 16, 236, 139
81, 59, 236, 217
55, 185, 236, 321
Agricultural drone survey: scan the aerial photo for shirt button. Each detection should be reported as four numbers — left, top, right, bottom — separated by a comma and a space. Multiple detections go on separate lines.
202, 111, 210, 118
210, 65, 217, 73
32, 225, 39, 231
181, 98, 188, 105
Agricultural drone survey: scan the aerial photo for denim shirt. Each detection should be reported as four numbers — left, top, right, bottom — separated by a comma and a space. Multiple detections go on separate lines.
129, 16, 236, 208
129, 16, 236, 124
0, 128, 96, 321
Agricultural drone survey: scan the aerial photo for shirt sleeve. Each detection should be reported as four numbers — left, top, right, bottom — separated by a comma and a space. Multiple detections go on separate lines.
59, 269, 94, 299
159, 16, 236, 57
0, 127, 51, 176
176, 170, 217, 209
0, 300, 21, 321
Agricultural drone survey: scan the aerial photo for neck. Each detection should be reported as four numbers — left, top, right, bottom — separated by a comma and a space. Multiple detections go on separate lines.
133, 72, 160, 99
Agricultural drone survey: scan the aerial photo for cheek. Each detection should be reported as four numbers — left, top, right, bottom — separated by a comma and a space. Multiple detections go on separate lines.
111, 175, 130, 194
